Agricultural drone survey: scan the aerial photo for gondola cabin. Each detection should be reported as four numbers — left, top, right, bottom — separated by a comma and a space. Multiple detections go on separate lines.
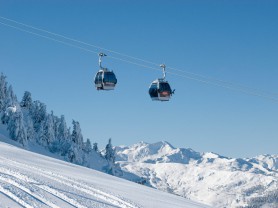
149, 64, 174, 101
94, 53, 117, 90
149, 79, 173, 101
94, 69, 117, 90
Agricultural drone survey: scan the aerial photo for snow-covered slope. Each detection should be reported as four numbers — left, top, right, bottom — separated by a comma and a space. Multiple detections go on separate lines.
116, 141, 278, 208
0, 140, 209, 208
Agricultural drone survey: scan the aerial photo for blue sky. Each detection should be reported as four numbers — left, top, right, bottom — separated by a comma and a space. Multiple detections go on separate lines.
0, 0, 277, 158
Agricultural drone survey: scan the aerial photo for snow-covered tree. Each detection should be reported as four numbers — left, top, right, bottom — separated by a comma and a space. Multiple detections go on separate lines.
0, 74, 16, 126
45, 114, 55, 145
93, 142, 99, 152
58, 136, 71, 156
25, 117, 35, 141
20, 91, 33, 109
67, 145, 76, 163
37, 124, 46, 146
30, 100, 47, 132
0, 73, 8, 111
105, 138, 115, 163
8, 85, 17, 103
51, 111, 60, 139
1, 109, 10, 124
1, 86, 17, 125
71, 120, 83, 147
7, 111, 27, 145
38, 114, 56, 147
57, 115, 68, 141
6, 85, 17, 106
67, 144, 83, 164
84, 139, 92, 153
0, 74, 17, 123
104, 138, 117, 175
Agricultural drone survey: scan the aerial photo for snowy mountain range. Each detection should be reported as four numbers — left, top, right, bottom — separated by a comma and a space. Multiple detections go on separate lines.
115, 141, 278, 208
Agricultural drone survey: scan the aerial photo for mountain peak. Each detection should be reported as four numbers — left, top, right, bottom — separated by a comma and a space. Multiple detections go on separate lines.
116, 141, 200, 164
153, 140, 175, 148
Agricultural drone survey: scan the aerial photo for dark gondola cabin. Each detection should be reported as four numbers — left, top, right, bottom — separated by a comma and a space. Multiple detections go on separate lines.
94, 70, 117, 90
149, 79, 173, 101
149, 64, 174, 101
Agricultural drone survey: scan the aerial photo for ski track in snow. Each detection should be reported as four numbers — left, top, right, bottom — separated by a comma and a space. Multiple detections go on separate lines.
0, 166, 74, 208
33, 183, 87, 208
0, 185, 33, 208
0, 174, 59, 208
0, 155, 140, 208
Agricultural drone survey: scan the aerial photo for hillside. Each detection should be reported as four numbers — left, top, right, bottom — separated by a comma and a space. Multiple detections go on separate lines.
0, 139, 209, 208
116, 141, 278, 208
0, 73, 120, 176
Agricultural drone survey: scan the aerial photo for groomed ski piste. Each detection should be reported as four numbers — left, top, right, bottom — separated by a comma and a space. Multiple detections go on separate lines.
0, 138, 210, 208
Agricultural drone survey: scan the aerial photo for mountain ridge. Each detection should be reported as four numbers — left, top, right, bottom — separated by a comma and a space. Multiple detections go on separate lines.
115, 141, 278, 208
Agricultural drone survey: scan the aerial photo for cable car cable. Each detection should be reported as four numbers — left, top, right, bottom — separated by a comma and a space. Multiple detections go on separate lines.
0, 21, 100, 55
0, 15, 160, 67
2, 14, 276, 99
0, 20, 164, 73
167, 71, 278, 102
0, 17, 277, 102
0, 15, 273, 95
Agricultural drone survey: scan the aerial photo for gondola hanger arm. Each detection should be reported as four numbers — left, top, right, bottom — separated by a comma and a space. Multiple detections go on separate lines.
98, 53, 107, 70
160, 64, 166, 80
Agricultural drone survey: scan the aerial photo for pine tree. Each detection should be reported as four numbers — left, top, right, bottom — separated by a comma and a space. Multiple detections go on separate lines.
1, 109, 10, 124
57, 115, 68, 141
84, 139, 92, 153
51, 111, 60, 139
71, 120, 83, 147
67, 145, 76, 163
7, 111, 27, 145
1, 86, 17, 125
105, 138, 115, 163
104, 138, 117, 175
30, 100, 47, 132
66, 143, 83, 165
93, 142, 99, 152
38, 122, 46, 146
0, 73, 8, 111
0, 76, 17, 124
20, 91, 33, 109
6, 85, 17, 106
39, 113, 57, 147
26, 117, 35, 141
8, 86, 17, 104
44, 114, 55, 145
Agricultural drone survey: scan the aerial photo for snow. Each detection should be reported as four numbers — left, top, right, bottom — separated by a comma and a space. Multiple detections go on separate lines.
0, 140, 209, 208
116, 141, 200, 164
6, 105, 17, 114
247, 154, 278, 171
116, 142, 278, 208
